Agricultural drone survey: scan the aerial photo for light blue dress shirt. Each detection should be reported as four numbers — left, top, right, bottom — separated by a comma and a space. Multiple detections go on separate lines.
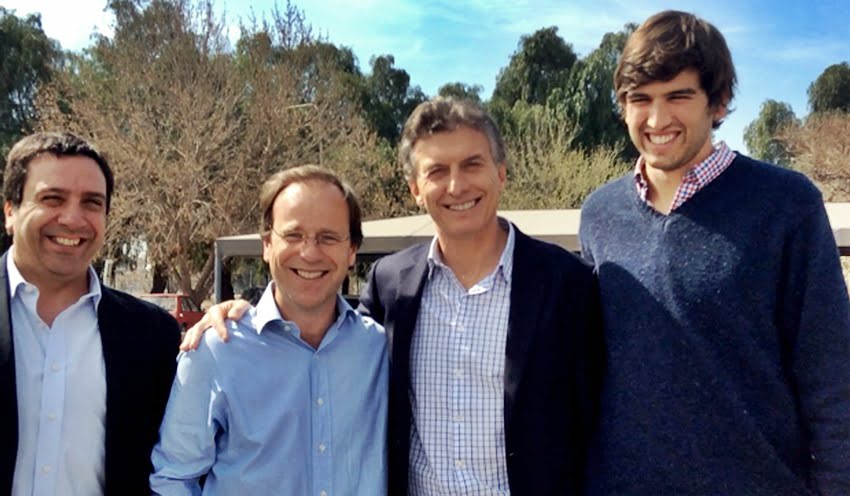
8, 249, 106, 496
409, 221, 514, 495
150, 284, 388, 496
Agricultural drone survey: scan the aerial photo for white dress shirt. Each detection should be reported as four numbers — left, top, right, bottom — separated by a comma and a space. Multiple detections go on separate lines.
8, 249, 106, 496
408, 222, 514, 495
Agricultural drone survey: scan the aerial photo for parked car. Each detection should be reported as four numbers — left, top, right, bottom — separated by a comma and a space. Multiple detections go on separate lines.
140, 293, 204, 332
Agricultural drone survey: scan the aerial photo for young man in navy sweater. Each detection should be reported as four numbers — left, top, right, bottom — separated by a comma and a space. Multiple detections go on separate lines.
580, 10, 850, 495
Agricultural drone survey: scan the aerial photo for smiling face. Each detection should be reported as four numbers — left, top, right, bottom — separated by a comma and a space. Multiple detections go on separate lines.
408, 126, 506, 245
624, 69, 727, 174
262, 179, 356, 321
4, 154, 107, 292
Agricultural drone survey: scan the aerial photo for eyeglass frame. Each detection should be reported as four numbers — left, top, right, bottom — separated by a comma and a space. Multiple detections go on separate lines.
268, 226, 352, 248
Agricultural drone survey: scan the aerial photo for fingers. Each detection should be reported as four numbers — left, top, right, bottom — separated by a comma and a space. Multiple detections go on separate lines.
226, 300, 252, 321
178, 300, 240, 351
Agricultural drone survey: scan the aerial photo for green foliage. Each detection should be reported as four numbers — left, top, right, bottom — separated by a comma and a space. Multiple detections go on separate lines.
0, 7, 60, 156
437, 82, 482, 102
360, 54, 426, 142
498, 102, 631, 209
808, 62, 850, 113
492, 27, 577, 107
743, 99, 798, 167
491, 24, 635, 164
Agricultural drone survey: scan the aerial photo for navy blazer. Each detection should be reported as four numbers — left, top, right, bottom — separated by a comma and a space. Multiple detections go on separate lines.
360, 226, 605, 495
0, 251, 180, 495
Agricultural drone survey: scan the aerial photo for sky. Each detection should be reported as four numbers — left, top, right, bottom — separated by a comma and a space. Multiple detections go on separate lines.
3, 0, 849, 154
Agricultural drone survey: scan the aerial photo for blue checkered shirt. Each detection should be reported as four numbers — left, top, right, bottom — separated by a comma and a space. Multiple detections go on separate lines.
408, 221, 515, 496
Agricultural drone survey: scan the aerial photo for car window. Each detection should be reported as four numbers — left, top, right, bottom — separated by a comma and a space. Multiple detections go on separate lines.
182, 297, 201, 312
141, 296, 177, 312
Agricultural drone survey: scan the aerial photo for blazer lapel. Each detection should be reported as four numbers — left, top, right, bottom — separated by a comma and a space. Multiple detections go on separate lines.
96, 288, 125, 485
503, 228, 546, 429
0, 251, 17, 491
390, 254, 429, 388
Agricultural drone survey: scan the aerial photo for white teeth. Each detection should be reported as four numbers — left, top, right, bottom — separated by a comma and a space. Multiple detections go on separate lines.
295, 269, 323, 280
54, 237, 81, 246
648, 134, 675, 144
448, 200, 475, 211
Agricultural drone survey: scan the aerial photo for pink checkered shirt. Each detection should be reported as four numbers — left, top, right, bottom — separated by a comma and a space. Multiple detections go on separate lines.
634, 142, 736, 211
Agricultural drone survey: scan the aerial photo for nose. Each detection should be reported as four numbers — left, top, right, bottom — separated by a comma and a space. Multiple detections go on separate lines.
646, 100, 672, 129
297, 238, 325, 260
447, 167, 467, 196
57, 203, 88, 230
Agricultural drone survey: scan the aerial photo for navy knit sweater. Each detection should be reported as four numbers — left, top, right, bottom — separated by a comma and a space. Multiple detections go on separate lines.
580, 154, 850, 495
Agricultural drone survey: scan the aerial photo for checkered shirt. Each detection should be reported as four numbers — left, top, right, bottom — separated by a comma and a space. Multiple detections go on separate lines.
408, 221, 515, 496
634, 142, 736, 211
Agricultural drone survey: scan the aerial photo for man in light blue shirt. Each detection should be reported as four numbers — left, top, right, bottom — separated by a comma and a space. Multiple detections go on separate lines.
150, 165, 388, 495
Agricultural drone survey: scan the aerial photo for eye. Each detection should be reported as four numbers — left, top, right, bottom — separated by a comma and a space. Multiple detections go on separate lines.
281, 232, 305, 244
425, 166, 448, 179
40, 195, 63, 206
317, 233, 346, 246
84, 198, 106, 210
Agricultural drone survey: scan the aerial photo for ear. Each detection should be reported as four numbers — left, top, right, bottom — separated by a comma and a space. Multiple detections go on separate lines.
261, 233, 272, 264
347, 244, 357, 269
4, 201, 15, 235
497, 163, 507, 192
408, 180, 423, 209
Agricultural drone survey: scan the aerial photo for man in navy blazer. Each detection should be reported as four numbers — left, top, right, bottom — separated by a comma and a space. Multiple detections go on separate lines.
0, 132, 179, 495
359, 98, 604, 495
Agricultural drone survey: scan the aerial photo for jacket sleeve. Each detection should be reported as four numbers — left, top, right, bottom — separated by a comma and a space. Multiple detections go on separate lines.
783, 202, 850, 495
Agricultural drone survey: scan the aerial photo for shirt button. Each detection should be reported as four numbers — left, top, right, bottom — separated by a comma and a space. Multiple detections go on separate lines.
51, 363, 60, 372
24, 286, 33, 293
318, 443, 326, 453
454, 459, 465, 469
316, 397, 324, 406
47, 412, 57, 421
453, 368, 463, 378
453, 414, 464, 422
284, 324, 292, 331
42, 465, 51, 474
320, 491, 328, 496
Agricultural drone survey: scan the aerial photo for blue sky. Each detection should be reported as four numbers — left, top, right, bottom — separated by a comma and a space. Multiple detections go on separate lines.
3, 0, 849, 154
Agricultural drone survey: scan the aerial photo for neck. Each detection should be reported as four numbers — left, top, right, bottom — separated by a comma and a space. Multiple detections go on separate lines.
275, 294, 336, 350
644, 166, 687, 215
16, 266, 92, 327
437, 221, 508, 289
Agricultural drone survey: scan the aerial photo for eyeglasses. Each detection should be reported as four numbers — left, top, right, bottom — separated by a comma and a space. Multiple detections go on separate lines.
270, 227, 350, 248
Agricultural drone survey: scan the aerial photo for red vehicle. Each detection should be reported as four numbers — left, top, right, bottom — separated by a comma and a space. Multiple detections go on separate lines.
140, 293, 204, 332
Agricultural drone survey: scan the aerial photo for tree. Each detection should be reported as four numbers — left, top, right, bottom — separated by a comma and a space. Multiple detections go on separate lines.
360, 54, 426, 142
781, 111, 850, 201
492, 27, 577, 108
38, 0, 392, 304
743, 99, 798, 167
808, 62, 850, 113
437, 82, 482, 102
0, 7, 61, 251
556, 26, 634, 153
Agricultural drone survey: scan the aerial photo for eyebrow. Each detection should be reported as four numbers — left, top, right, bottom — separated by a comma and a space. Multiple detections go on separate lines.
667, 88, 698, 97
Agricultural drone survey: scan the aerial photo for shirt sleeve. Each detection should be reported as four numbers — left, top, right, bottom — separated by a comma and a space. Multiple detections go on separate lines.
783, 202, 850, 494
149, 340, 226, 496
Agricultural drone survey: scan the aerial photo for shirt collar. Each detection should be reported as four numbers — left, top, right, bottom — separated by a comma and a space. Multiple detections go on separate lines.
633, 141, 734, 197
6, 245, 102, 310
252, 281, 356, 335
426, 217, 515, 285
